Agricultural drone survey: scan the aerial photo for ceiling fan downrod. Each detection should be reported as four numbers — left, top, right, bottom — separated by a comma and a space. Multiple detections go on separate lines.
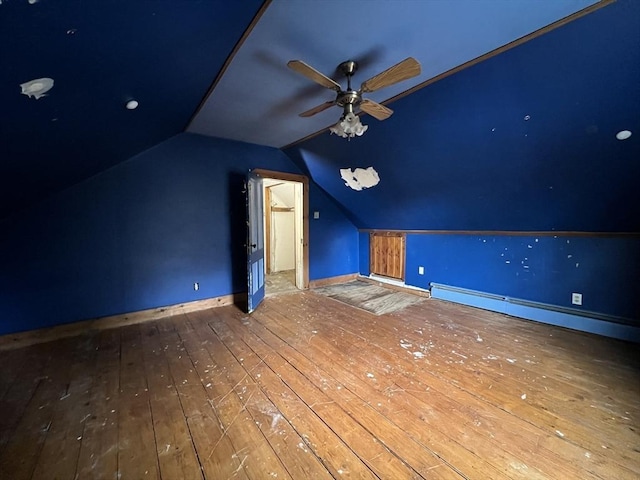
335, 61, 361, 112
338, 60, 358, 91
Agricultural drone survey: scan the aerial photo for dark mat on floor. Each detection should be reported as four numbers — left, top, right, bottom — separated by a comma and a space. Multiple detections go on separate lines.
313, 280, 425, 315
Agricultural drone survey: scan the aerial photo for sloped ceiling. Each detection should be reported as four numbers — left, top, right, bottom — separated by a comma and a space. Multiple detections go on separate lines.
0, 0, 623, 223
0, 0, 263, 220
285, 0, 640, 232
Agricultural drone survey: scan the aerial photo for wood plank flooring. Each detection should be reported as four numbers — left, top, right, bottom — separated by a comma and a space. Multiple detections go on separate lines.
0, 290, 638, 479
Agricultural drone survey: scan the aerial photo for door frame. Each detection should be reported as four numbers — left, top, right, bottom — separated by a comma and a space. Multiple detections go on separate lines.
253, 169, 309, 290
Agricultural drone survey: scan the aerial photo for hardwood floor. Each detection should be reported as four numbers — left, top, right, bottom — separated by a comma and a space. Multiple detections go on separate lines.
0, 291, 638, 479
265, 270, 297, 296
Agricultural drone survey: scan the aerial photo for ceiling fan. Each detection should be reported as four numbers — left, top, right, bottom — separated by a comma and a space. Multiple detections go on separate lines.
287, 57, 421, 138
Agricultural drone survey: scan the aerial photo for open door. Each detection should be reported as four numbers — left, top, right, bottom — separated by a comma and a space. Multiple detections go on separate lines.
246, 170, 265, 313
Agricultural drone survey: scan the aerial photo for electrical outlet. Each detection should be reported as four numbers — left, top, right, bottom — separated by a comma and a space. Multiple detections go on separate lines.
572, 292, 582, 305
418, 266, 424, 275
313, 211, 320, 219
194, 282, 199, 291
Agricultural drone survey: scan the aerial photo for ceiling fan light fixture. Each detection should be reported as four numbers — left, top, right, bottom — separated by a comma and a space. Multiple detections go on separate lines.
331, 112, 368, 139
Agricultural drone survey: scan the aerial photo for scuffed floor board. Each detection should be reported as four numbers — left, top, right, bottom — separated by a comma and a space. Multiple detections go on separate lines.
314, 280, 426, 315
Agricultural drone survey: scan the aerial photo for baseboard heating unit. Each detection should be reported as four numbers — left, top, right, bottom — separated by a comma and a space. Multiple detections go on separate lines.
430, 283, 640, 343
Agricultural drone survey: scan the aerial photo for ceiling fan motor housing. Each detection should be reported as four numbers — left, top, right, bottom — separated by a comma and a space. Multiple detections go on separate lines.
338, 60, 358, 76
336, 90, 361, 108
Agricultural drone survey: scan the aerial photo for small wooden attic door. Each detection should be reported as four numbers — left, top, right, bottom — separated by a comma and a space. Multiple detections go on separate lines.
370, 232, 406, 281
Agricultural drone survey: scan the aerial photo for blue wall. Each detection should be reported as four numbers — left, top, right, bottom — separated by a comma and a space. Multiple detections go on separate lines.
309, 182, 359, 281
401, 233, 639, 323
0, 133, 358, 335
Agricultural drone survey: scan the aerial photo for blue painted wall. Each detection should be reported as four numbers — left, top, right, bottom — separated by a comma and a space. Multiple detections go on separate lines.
358, 232, 370, 277
0, 133, 358, 335
403, 233, 639, 323
309, 183, 359, 281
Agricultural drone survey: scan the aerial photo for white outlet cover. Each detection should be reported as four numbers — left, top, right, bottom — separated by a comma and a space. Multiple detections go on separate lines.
571, 293, 582, 305
418, 266, 424, 275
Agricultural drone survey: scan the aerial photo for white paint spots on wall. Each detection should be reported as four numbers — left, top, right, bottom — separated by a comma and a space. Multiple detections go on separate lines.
340, 167, 380, 191
20, 77, 54, 99
616, 130, 632, 140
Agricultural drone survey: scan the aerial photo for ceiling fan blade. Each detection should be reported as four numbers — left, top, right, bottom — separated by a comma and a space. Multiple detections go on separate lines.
288, 60, 341, 91
360, 99, 393, 120
299, 100, 335, 117
360, 57, 421, 93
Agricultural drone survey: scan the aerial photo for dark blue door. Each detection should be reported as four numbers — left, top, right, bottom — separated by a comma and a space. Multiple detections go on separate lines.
246, 171, 265, 313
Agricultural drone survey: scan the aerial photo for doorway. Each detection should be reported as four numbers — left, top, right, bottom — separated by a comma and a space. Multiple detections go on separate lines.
252, 169, 309, 299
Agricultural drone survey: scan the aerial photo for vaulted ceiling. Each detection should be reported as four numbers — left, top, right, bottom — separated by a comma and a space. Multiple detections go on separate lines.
1, 0, 631, 222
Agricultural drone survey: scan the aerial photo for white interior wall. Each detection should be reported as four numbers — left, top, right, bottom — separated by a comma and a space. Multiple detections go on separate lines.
267, 182, 296, 273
